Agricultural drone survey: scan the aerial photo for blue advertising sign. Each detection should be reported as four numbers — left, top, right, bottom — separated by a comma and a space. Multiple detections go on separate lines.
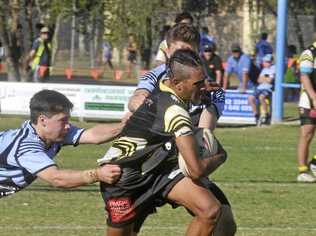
218, 90, 256, 124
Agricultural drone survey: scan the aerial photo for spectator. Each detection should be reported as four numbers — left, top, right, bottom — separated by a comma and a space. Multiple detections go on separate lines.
284, 45, 300, 101
255, 32, 273, 68
296, 40, 316, 182
248, 54, 275, 126
26, 26, 52, 82
126, 33, 138, 78
201, 42, 223, 85
0, 90, 124, 198
200, 26, 215, 53
223, 43, 256, 93
101, 39, 114, 72
155, 12, 194, 65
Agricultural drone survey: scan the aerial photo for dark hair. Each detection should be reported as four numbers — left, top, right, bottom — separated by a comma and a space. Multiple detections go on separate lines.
166, 48, 203, 81
30, 90, 73, 124
261, 32, 268, 40
174, 12, 194, 24
202, 26, 209, 34
166, 23, 200, 51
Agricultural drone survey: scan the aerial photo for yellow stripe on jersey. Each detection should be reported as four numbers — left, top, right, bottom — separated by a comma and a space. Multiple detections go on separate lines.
112, 137, 147, 159
164, 105, 192, 134
298, 50, 313, 64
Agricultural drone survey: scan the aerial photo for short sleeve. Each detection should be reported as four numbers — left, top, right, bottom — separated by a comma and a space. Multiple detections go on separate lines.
31, 39, 40, 51
299, 49, 314, 74
213, 56, 223, 71
225, 57, 234, 74
63, 124, 85, 146
136, 64, 166, 93
17, 152, 56, 175
241, 55, 251, 73
164, 105, 193, 137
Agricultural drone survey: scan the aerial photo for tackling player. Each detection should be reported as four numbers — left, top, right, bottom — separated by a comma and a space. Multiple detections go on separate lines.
0, 90, 122, 198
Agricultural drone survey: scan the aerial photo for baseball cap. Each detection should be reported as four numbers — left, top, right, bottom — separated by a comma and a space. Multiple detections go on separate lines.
263, 54, 273, 62
231, 43, 241, 52
203, 43, 215, 52
40, 27, 49, 33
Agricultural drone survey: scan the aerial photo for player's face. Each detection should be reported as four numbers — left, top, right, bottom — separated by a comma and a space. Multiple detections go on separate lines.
41, 112, 71, 143
180, 67, 205, 103
167, 41, 195, 58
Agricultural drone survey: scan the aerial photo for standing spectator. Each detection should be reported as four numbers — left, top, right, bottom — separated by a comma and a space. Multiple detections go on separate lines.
255, 32, 273, 68
26, 26, 52, 82
248, 54, 275, 125
155, 12, 194, 65
223, 43, 256, 92
296, 41, 316, 182
201, 42, 223, 85
200, 26, 215, 53
101, 39, 114, 71
127, 33, 138, 78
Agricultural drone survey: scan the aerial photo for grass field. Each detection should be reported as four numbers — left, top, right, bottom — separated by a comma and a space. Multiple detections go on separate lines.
1, 107, 316, 236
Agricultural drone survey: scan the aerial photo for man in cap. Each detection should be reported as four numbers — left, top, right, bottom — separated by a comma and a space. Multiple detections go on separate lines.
223, 43, 256, 93
201, 42, 223, 85
26, 26, 52, 82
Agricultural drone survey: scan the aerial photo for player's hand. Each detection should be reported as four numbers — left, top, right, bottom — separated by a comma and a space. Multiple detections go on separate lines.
121, 111, 132, 125
204, 81, 221, 92
96, 164, 121, 184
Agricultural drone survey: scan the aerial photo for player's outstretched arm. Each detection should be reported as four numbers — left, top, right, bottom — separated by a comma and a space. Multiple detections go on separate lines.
128, 89, 150, 112
79, 122, 124, 144
37, 164, 121, 188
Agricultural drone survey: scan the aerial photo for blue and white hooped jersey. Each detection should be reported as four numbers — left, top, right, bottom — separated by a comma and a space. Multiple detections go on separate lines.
0, 121, 84, 196
136, 64, 225, 117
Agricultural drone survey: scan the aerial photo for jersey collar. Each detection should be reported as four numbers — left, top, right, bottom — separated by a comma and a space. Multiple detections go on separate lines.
159, 78, 186, 105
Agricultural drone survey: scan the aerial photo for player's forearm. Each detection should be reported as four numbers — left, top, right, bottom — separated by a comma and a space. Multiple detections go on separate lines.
46, 169, 100, 188
202, 150, 227, 176
128, 90, 150, 112
241, 73, 249, 90
223, 73, 229, 90
215, 70, 222, 85
82, 123, 124, 144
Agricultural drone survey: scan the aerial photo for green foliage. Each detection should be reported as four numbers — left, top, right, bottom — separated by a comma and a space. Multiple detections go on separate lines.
103, 0, 179, 49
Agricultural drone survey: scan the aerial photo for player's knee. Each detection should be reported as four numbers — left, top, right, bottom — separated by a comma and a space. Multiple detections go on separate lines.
213, 205, 237, 236
195, 200, 221, 224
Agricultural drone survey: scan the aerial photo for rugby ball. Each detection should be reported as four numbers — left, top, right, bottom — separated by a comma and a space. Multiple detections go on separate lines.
178, 128, 218, 177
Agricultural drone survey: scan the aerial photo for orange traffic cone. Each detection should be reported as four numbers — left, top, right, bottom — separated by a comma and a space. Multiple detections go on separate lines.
65, 68, 73, 80
39, 66, 48, 78
90, 68, 101, 80
114, 70, 123, 80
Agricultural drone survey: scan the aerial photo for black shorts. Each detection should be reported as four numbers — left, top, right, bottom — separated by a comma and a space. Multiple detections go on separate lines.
100, 164, 184, 228
299, 107, 316, 125
132, 178, 230, 233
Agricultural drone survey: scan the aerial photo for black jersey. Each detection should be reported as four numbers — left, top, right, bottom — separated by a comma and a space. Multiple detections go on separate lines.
98, 81, 193, 175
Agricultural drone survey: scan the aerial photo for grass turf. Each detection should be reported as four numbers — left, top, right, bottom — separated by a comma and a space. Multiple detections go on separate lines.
1, 109, 316, 236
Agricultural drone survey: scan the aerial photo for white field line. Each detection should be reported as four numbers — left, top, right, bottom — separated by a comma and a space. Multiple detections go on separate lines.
216, 182, 315, 187
1, 225, 316, 232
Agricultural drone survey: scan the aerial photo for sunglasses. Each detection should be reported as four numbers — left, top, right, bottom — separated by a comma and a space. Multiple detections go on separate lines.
193, 79, 205, 86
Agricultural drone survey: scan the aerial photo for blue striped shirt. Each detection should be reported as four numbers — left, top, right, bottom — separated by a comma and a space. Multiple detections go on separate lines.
0, 121, 84, 197
136, 64, 225, 117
